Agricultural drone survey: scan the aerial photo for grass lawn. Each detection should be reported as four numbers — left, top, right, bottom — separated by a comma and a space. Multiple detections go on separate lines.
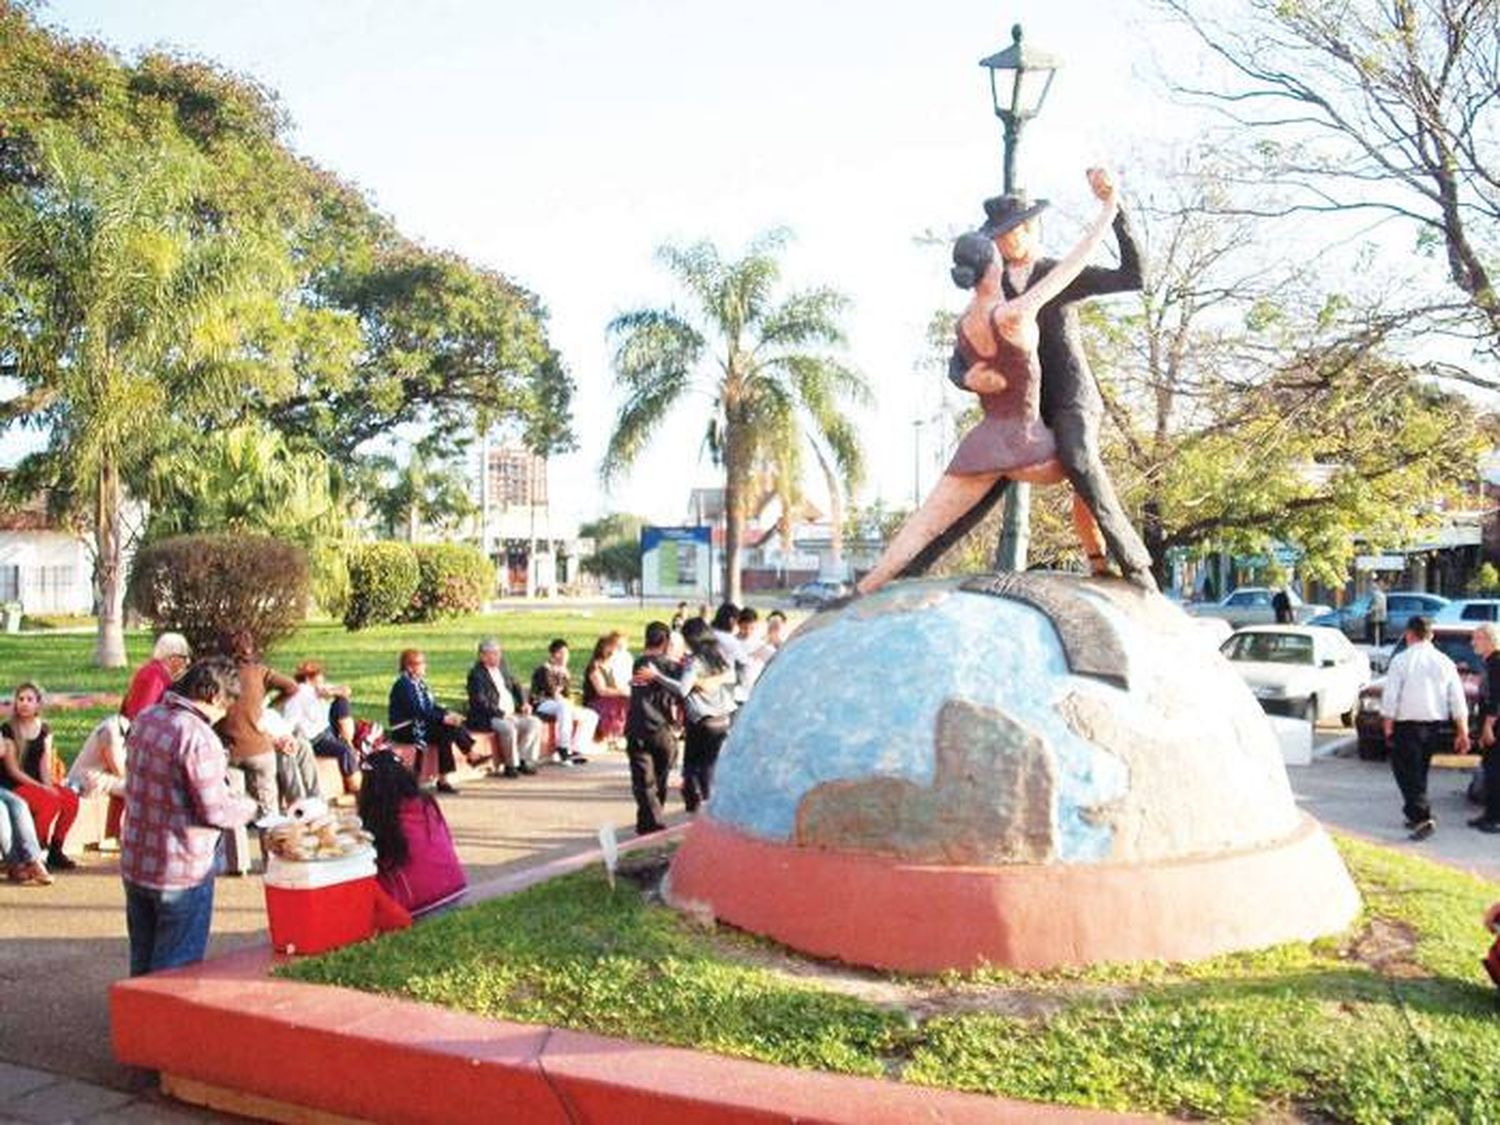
0, 605, 677, 761
280, 836, 1500, 1123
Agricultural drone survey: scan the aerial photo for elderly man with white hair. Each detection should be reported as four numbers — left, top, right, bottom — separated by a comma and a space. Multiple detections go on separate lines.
1470, 620, 1500, 833
465, 639, 543, 778
121, 633, 191, 721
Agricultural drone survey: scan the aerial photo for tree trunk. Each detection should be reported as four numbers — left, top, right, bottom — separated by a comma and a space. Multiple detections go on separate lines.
1142, 494, 1168, 590
93, 456, 128, 668
814, 444, 845, 579
722, 417, 747, 606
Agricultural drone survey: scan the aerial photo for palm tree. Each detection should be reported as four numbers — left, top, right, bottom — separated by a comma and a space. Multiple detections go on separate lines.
603, 231, 869, 603
0, 126, 293, 665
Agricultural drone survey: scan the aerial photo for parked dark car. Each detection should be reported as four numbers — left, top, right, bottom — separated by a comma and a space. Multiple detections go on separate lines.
792, 579, 851, 607
1308, 590, 1449, 641
1354, 624, 1484, 759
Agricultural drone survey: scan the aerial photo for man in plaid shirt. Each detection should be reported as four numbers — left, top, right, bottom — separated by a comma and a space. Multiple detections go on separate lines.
121, 657, 258, 976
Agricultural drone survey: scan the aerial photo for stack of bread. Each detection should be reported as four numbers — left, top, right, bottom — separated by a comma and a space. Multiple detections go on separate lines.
265, 798, 373, 861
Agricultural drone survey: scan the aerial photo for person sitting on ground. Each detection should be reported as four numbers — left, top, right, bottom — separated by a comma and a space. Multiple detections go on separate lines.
582, 634, 630, 751
1, 683, 81, 872
215, 631, 300, 822
121, 657, 259, 975
358, 750, 466, 917
0, 785, 51, 885
530, 639, 594, 766
625, 622, 684, 835
121, 633, 192, 721
388, 649, 475, 794
281, 661, 360, 794
465, 639, 541, 778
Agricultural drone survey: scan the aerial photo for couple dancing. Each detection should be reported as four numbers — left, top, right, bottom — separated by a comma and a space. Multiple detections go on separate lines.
858, 166, 1156, 594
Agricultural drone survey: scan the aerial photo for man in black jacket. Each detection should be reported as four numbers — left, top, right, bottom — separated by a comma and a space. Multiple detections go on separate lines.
466, 639, 541, 778
907, 169, 1156, 590
625, 622, 682, 835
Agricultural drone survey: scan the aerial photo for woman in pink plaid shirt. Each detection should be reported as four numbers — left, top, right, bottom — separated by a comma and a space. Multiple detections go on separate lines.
120, 657, 258, 976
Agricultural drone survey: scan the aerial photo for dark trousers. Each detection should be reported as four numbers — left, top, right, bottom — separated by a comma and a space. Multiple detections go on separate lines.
683, 718, 730, 813
1391, 720, 1449, 823
1368, 620, 1386, 645
1482, 749, 1500, 822
627, 728, 677, 834
395, 726, 475, 778
311, 729, 357, 776
125, 877, 216, 977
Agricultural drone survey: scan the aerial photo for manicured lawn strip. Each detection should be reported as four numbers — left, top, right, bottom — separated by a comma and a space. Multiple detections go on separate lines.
0, 607, 671, 760
280, 836, 1500, 1123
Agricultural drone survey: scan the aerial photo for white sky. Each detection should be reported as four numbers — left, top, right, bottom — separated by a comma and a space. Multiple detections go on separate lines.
19, 1, 1234, 529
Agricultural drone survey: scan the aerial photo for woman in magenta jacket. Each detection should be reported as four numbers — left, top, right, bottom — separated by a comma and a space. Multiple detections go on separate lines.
358, 752, 466, 917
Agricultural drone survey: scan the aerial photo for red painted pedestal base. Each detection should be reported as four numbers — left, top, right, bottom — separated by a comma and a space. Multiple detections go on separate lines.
667, 813, 1359, 973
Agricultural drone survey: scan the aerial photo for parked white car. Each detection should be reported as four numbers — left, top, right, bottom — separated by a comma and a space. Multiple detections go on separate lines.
1433, 598, 1500, 625
1219, 625, 1371, 727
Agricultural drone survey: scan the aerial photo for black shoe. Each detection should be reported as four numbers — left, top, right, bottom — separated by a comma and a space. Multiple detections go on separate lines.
1468, 815, 1489, 828
435, 779, 460, 794
501, 765, 519, 779
1409, 819, 1436, 841
1472, 820, 1500, 834
46, 846, 78, 871
518, 762, 537, 776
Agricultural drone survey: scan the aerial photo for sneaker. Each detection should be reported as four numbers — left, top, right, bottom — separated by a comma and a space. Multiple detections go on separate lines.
46, 846, 78, 871
16, 860, 53, 886
554, 756, 574, 768
566, 753, 589, 766
1408, 819, 1436, 841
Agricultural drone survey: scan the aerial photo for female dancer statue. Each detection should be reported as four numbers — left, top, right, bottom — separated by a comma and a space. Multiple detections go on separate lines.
857, 168, 1121, 595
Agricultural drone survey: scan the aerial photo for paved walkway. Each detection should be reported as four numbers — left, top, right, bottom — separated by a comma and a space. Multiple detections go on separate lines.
0, 751, 654, 1121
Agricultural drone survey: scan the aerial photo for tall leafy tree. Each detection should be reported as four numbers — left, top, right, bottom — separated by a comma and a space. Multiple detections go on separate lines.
603, 231, 869, 602
0, 125, 299, 665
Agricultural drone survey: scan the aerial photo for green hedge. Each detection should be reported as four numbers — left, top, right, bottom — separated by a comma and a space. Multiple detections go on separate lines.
405, 543, 494, 622
343, 541, 419, 631
128, 533, 310, 654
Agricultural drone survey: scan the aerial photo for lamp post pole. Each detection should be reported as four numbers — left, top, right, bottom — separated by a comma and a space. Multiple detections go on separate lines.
980, 22, 1059, 573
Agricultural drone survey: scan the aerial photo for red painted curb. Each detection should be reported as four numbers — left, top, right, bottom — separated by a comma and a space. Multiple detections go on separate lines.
667, 813, 1361, 973
110, 827, 1147, 1123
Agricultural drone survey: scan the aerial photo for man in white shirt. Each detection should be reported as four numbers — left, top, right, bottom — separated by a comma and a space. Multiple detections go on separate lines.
1381, 616, 1471, 839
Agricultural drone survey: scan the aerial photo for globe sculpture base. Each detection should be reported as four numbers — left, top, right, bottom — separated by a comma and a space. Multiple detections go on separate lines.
664, 573, 1361, 973
668, 813, 1356, 973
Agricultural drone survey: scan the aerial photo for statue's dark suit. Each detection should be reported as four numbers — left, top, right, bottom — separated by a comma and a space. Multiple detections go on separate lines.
902, 210, 1155, 586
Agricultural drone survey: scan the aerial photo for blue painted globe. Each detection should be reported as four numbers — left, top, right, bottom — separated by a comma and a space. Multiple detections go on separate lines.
708, 575, 1302, 866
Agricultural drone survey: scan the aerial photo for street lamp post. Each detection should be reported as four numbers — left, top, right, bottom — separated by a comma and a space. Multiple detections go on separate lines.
979, 23, 1061, 572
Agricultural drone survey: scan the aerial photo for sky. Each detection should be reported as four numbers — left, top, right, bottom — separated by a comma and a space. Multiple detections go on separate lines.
28, 0, 1213, 532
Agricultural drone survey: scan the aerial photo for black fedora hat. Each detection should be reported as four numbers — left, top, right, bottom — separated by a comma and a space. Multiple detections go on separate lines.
979, 192, 1049, 238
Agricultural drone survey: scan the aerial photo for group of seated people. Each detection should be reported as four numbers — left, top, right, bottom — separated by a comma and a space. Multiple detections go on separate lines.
0, 601, 789, 887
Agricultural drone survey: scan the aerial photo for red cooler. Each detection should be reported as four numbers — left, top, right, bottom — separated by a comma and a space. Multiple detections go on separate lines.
263, 847, 378, 955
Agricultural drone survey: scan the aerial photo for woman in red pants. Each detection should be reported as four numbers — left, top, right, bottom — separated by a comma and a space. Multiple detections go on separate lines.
1, 683, 80, 871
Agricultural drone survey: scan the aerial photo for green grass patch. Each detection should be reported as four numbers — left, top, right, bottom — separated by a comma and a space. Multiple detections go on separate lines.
280, 837, 1500, 1123
0, 606, 674, 761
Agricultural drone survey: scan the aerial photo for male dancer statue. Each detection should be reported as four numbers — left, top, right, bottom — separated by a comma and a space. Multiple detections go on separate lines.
902, 169, 1157, 590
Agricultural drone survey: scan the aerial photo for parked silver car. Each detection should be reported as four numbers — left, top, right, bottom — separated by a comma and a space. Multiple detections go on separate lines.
1306, 590, 1449, 640
1188, 587, 1331, 629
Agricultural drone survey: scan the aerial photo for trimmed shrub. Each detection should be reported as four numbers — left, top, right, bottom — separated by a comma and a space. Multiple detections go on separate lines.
404, 543, 494, 622
343, 541, 419, 630
127, 534, 311, 655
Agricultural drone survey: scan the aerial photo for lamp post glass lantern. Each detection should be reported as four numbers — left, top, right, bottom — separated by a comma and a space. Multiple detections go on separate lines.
979, 22, 1060, 569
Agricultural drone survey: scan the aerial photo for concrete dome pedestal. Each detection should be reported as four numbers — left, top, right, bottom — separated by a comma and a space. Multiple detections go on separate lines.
666, 574, 1360, 973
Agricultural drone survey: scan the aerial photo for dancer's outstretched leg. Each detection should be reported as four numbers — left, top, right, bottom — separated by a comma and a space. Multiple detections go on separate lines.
859, 472, 1003, 594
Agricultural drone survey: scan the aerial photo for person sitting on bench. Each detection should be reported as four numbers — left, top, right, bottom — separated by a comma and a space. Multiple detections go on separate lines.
465, 639, 542, 778
387, 649, 475, 795
530, 639, 593, 766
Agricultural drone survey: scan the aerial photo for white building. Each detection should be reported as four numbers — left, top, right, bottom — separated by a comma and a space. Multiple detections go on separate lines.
0, 498, 93, 615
